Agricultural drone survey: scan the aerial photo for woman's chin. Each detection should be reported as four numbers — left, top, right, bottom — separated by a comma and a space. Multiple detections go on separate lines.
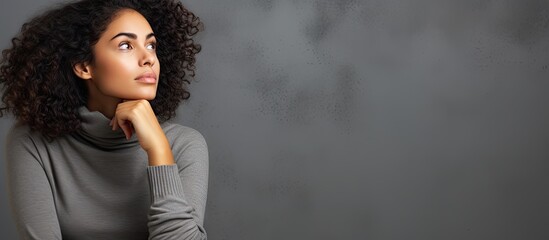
125, 92, 157, 100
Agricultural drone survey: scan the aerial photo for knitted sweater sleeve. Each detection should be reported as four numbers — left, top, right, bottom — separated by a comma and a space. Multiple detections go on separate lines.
146, 127, 209, 240
5, 125, 63, 240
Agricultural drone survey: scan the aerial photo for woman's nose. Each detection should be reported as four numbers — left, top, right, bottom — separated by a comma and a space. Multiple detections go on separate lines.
139, 48, 156, 67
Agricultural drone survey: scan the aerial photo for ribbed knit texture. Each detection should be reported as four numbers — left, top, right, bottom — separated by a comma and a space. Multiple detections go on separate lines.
5, 106, 208, 240
148, 165, 186, 199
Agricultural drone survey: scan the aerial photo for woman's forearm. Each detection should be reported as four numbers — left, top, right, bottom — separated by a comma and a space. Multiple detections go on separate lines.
147, 140, 175, 166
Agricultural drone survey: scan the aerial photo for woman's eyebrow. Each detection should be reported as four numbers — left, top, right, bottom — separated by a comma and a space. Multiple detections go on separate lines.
110, 32, 155, 41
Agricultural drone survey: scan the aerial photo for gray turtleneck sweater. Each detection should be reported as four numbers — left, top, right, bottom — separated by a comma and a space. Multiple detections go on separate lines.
4, 106, 208, 240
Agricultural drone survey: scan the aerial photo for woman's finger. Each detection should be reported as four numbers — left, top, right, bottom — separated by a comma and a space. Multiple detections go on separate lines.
118, 119, 133, 140
111, 116, 133, 139
112, 117, 119, 131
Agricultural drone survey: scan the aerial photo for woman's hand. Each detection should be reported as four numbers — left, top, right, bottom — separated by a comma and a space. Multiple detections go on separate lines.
109, 99, 174, 166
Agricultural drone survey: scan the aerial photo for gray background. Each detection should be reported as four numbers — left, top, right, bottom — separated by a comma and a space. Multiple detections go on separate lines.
2, 0, 549, 239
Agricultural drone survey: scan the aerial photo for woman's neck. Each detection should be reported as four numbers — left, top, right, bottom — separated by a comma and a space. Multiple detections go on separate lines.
86, 98, 122, 119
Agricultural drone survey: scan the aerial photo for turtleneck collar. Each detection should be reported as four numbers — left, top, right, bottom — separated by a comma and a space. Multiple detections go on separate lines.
74, 106, 140, 150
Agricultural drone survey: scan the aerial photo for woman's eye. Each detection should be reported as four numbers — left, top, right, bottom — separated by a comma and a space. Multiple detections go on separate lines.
147, 42, 157, 50
119, 42, 132, 50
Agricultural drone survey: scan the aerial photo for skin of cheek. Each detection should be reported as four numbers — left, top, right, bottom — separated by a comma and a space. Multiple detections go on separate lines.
89, 51, 160, 101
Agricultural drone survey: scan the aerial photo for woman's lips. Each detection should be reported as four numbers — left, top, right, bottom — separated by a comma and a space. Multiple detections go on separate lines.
135, 72, 157, 83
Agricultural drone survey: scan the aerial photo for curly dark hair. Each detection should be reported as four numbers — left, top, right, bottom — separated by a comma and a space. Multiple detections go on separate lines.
0, 0, 202, 139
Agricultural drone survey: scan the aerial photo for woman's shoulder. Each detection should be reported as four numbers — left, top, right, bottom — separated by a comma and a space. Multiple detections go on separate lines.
160, 121, 207, 147
6, 121, 41, 143
5, 121, 50, 157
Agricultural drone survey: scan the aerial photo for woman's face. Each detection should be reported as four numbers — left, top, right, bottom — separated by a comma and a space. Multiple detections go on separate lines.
84, 8, 160, 104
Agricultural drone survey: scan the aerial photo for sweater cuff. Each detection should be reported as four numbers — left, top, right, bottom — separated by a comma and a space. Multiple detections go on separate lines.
147, 164, 185, 200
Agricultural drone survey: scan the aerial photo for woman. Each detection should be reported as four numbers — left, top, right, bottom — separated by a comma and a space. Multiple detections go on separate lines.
0, 0, 208, 239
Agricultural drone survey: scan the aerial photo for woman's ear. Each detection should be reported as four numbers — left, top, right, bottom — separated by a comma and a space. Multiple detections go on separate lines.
73, 62, 93, 80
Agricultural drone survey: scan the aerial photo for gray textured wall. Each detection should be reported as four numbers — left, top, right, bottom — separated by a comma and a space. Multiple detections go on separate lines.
2, 0, 549, 239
